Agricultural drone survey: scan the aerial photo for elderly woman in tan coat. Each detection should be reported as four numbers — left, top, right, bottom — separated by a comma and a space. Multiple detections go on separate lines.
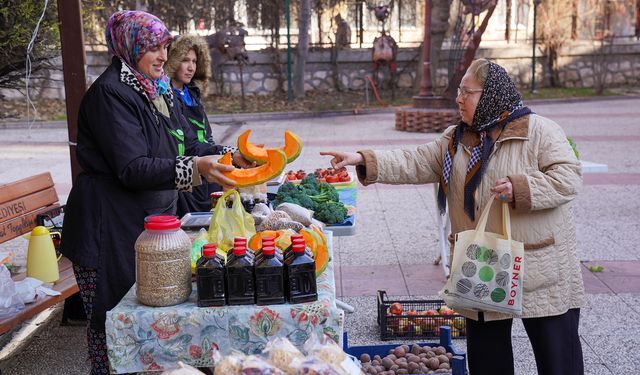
322, 59, 585, 375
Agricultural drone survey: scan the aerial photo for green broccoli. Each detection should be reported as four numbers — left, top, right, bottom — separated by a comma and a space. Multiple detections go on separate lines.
313, 201, 348, 224
316, 182, 339, 202
274, 182, 317, 210
298, 175, 320, 196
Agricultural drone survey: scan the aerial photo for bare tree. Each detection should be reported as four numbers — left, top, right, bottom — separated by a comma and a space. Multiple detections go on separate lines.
537, 0, 575, 87
580, 0, 634, 94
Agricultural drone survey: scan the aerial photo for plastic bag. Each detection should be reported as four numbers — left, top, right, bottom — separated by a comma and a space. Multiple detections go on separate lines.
304, 335, 364, 375
275, 203, 314, 227
241, 355, 285, 375
296, 357, 341, 375
264, 337, 305, 375
208, 189, 256, 254
0, 266, 25, 318
191, 228, 210, 274
161, 361, 206, 374
214, 351, 247, 375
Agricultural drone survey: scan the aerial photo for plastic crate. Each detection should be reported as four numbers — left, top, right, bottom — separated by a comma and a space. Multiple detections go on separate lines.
377, 290, 467, 341
343, 326, 467, 375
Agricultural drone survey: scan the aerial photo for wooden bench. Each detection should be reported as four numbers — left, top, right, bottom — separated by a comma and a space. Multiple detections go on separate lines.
0, 172, 79, 335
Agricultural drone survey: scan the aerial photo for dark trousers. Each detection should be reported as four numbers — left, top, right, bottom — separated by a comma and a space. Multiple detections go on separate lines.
466, 308, 584, 375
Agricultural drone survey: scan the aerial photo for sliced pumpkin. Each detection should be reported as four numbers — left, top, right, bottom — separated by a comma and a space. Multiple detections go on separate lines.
237, 129, 302, 164
248, 230, 281, 251
310, 225, 329, 276
274, 229, 297, 250
218, 149, 287, 188
282, 130, 302, 163
299, 228, 319, 257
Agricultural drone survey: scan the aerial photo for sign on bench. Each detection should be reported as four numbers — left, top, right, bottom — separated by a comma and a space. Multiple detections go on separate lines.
0, 172, 79, 335
0, 173, 61, 243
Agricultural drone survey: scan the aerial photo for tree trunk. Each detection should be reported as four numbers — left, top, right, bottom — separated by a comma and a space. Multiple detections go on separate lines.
429, 0, 452, 93
294, 0, 311, 98
443, 1, 497, 100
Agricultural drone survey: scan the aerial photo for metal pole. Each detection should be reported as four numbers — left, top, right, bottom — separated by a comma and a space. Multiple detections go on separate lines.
531, 0, 540, 93
285, 0, 293, 102
359, 0, 364, 48
57, 0, 86, 183
418, 0, 434, 97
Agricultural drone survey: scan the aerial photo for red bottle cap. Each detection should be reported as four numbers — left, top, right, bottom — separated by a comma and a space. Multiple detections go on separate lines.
262, 246, 276, 256
143, 216, 180, 230
261, 236, 274, 243
292, 243, 306, 253
211, 191, 224, 198
292, 238, 305, 246
233, 244, 247, 256
234, 237, 247, 244
202, 244, 217, 257
291, 234, 303, 241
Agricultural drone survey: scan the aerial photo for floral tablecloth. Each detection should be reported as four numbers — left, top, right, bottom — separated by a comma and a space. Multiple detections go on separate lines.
105, 231, 343, 373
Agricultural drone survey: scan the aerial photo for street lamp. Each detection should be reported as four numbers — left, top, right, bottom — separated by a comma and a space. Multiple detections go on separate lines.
531, 0, 542, 94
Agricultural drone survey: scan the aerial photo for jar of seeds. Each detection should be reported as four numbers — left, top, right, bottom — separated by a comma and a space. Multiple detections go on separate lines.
135, 215, 192, 306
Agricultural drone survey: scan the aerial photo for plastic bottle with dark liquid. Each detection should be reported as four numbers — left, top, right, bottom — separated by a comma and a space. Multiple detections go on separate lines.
196, 244, 226, 307
255, 237, 283, 263
255, 244, 285, 305
226, 241, 255, 305
285, 241, 318, 303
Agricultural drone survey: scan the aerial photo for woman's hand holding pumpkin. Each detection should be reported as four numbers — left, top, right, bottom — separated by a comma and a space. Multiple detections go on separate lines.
197, 155, 236, 187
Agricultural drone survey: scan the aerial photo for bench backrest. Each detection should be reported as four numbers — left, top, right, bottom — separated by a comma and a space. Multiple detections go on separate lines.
0, 172, 60, 244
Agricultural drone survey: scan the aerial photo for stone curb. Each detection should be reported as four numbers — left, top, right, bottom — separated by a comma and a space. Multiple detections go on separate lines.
1, 95, 637, 129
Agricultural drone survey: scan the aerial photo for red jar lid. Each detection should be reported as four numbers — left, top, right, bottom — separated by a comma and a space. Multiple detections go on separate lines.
203, 244, 217, 257
210, 191, 224, 198
144, 216, 181, 230
144, 214, 176, 223
292, 243, 306, 253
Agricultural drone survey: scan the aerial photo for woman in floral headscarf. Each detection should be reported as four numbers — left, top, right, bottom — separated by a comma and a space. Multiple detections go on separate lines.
61, 11, 236, 374
321, 59, 585, 375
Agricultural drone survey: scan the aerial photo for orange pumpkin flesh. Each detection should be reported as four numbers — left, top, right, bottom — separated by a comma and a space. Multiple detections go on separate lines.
237, 129, 302, 164
218, 148, 287, 187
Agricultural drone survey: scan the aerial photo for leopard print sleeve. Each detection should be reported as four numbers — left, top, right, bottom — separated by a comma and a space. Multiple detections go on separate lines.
221, 145, 237, 155
175, 156, 196, 192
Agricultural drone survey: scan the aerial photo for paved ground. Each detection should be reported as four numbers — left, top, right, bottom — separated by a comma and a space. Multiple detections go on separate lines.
1, 97, 640, 374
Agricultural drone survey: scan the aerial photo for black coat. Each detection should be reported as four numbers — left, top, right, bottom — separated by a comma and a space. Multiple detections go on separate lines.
175, 85, 224, 216
61, 58, 224, 329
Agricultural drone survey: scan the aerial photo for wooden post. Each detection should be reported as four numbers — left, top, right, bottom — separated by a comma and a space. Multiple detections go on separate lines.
57, 0, 86, 184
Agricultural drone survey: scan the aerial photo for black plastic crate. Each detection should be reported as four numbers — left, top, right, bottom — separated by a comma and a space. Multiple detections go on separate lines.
377, 290, 467, 341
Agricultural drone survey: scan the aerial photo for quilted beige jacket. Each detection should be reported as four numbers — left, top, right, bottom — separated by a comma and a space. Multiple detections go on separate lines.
356, 114, 585, 321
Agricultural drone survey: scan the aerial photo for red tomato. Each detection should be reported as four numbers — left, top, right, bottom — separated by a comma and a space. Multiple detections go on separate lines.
339, 174, 350, 182
325, 175, 339, 183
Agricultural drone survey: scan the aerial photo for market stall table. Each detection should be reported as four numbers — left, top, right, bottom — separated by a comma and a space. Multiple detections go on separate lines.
105, 232, 343, 374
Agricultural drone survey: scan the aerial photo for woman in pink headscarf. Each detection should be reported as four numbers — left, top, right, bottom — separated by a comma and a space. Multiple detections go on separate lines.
61, 11, 235, 373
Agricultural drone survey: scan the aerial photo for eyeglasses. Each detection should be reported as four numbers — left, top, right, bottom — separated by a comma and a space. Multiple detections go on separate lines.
457, 87, 483, 99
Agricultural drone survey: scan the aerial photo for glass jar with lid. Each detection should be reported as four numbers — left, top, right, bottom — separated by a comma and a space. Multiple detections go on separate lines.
135, 215, 192, 306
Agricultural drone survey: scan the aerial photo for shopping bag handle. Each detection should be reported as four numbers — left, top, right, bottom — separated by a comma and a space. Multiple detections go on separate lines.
474, 194, 512, 241
215, 189, 241, 210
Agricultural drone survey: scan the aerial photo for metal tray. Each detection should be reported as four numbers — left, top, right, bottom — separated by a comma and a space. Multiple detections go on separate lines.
180, 212, 213, 230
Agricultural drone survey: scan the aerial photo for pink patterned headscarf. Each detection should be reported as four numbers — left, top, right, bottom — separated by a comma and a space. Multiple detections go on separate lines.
105, 11, 173, 99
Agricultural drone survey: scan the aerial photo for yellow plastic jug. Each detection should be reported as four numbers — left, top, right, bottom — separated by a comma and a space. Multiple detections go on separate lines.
26, 226, 60, 283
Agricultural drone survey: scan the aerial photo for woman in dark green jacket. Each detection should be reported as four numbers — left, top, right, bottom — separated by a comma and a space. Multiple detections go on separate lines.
165, 34, 239, 215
